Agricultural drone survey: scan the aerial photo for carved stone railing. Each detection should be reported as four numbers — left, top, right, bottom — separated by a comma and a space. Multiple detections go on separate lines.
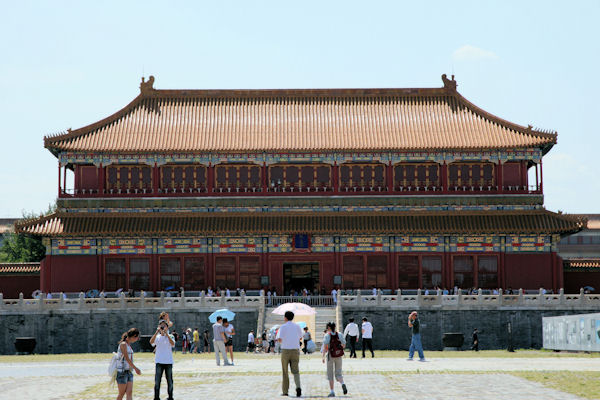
338, 288, 600, 310
2, 288, 599, 313
0, 291, 264, 313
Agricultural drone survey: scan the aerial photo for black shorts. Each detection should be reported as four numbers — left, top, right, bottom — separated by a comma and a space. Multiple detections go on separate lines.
225, 338, 233, 347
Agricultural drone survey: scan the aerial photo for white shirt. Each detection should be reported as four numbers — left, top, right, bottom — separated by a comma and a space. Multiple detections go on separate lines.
372, 288, 377, 296
362, 321, 373, 339
276, 321, 303, 350
226, 289, 231, 297
225, 324, 234, 338
331, 289, 337, 299
152, 333, 174, 364
343, 322, 359, 337
248, 332, 255, 343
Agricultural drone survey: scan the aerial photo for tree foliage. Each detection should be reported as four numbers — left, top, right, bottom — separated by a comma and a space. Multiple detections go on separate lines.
0, 204, 55, 263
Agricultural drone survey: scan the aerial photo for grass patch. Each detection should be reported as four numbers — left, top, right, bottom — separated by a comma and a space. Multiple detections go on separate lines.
510, 371, 600, 400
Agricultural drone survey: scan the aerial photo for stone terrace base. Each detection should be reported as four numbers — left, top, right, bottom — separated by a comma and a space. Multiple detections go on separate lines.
0, 356, 594, 399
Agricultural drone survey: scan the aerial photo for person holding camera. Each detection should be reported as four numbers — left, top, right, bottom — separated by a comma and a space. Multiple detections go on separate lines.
150, 319, 175, 400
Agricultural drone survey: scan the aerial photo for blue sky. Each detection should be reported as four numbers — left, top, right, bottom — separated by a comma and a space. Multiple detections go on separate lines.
1, 1, 599, 217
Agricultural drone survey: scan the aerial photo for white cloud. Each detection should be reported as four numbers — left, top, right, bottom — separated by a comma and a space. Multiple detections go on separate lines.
452, 45, 499, 61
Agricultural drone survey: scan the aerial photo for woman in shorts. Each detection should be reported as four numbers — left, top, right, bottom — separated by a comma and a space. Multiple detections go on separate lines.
223, 318, 235, 364
116, 328, 141, 400
321, 322, 348, 398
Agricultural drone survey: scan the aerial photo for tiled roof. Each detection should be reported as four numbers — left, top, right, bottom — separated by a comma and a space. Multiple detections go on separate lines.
44, 75, 556, 154
0, 262, 41, 275
15, 210, 583, 237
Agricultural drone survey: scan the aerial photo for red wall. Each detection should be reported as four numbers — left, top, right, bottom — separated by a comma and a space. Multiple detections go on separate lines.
49, 255, 99, 292
504, 253, 554, 290
0, 275, 40, 298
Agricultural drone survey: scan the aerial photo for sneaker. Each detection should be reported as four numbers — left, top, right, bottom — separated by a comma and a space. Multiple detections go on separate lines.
281, 394, 288, 397
342, 384, 348, 394
296, 388, 302, 397
406, 358, 413, 361
418, 358, 427, 362
328, 392, 335, 397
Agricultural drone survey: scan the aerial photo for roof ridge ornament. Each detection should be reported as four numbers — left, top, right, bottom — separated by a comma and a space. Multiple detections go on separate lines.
140, 75, 155, 95
441, 74, 457, 91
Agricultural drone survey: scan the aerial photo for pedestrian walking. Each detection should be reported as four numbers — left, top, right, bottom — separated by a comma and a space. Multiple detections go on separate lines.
213, 316, 231, 366
471, 328, 479, 351
331, 287, 338, 305
115, 328, 141, 400
276, 311, 303, 397
361, 317, 374, 358
203, 329, 210, 353
191, 327, 200, 353
321, 322, 348, 397
302, 327, 312, 354
343, 317, 359, 358
223, 318, 235, 365
246, 330, 255, 353
407, 311, 425, 361
150, 319, 175, 400
181, 328, 188, 354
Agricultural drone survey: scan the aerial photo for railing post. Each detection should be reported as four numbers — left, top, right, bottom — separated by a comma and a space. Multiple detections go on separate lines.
579, 288, 586, 306
18, 292, 24, 308
160, 291, 165, 307
0, 293, 3, 310
39, 293, 45, 310
59, 292, 64, 308
180, 289, 186, 308
140, 291, 146, 309
241, 290, 246, 306
498, 288, 503, 305
417, 288, 422, 307
376, 289, 382, 306
457, 290, 462, 306
220, 291, 225, 306
396, 289, 402, 305
100, 291, 106, 308
559, 288, 565, 306
477, 288, 483, 305
356, 290, 362, 306
121, 292, 127, 308
518, 288, 524, 306
79, 292, 86, 310
538, 288, 545, 306
201, 290, 206, 307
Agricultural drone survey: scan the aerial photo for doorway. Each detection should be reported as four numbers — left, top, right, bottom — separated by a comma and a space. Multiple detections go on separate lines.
283, 262, 319, 295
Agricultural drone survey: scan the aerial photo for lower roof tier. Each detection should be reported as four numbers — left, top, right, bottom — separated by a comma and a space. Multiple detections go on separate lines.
16, 210, 584, 237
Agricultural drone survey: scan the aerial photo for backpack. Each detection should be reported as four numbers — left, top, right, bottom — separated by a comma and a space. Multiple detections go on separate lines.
328, 333, 344, 358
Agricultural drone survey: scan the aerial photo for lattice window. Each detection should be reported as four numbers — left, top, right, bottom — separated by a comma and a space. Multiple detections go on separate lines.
448, 163, 495, 189
421, 256, 442, 289
215, 256, 236, 289
398, 255, 419, 289
366, 255, 388, 288
215, 164, 261, 192
239, 256, 261, 290
394, 163, 440, 190
160, 164, 207, 192
343, 255, 364, 289
478, 256, 498, 289
160, 257, 181, 290
106, 165, 153, 192
105, 258, 126, 291
129, 258, 150, 291
339, 163, 385, 191
184, 257, 205, 290
268, 164, 331, 191
453, 256, 474, 289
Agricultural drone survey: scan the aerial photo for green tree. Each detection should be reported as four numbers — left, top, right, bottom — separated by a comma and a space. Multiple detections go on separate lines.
0, 204, 55, 263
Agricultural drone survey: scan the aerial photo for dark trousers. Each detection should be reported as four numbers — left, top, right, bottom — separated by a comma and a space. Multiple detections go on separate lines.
362, 338, 374, 358
303, 339, 308, 354
348, 335, 357, 358
154, 363, 173, 400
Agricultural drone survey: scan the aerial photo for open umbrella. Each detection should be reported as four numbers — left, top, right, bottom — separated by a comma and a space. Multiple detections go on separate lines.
272, 302, 316, 316
269, 324, 280, 332
584, 286, 595, 292
208, 309, 236, 323
297, 321, 307, 330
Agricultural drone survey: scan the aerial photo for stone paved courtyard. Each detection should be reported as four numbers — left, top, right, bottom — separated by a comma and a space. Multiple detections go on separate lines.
0, 354, 597, 399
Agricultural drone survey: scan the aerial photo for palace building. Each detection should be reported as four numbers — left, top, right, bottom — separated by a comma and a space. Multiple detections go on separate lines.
16, 75, 585, 295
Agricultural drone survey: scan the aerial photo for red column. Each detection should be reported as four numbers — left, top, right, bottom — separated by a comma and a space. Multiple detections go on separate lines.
520, 161, 527, 189
58, 163, 61, 197
152, 163, 159, 195
441, 163, 448, 193
496, 162, 503, 192
540, 158, 544, 193
262, 163, 268, 193
387, 162, 393, 193
207, 164, 214, 194
332, 163, 339, 194
63, 165, 67, 195
98, 164, 105, 195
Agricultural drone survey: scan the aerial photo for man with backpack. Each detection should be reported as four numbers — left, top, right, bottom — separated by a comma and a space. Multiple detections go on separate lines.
321, 322, 348, 397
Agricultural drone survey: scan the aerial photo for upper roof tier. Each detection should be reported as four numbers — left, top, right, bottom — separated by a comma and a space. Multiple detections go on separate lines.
44, 75, 557, 155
